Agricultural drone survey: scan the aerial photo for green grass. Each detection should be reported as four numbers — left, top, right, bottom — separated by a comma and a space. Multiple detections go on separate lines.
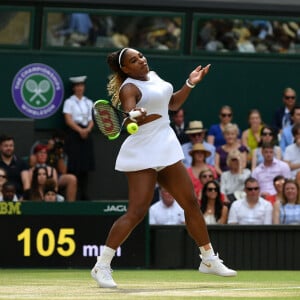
0, 269, 300, 299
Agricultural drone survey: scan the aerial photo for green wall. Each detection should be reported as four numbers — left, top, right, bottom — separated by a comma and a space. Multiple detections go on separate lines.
1, 50, 300, 199
1, 50, 300, 131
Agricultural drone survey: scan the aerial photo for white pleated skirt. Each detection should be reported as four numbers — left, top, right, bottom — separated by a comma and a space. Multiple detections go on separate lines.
115, 119, 184, 172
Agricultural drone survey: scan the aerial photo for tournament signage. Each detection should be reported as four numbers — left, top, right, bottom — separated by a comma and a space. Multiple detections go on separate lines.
11, 63, 64, 119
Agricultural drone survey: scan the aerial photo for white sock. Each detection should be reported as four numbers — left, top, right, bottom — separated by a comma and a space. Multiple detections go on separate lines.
199, 243, 215, 259
97, 246, 116, 267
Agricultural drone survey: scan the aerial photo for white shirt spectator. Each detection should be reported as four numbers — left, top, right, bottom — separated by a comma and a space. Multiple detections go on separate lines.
228, 197, 273, 225
284, 143, 300, 179
220, 168, 251, 195
149, 200, 185, 225
63, 95, 93, 127
0, 194, 18, 202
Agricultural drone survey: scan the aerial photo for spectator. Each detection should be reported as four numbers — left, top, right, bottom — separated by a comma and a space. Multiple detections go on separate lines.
220, 149, 251, 206
228, 177, 273, 225
182, 120, 215, 167
235, 27, 256, 53
265, 175, 285, 206
63, 75, 95, 200
280, 105, 300, 154
200, 181, 228, 224
214, 123, 248, 176
47, 132, 66, 172
43, 178, 65, 202
186, 143, 217, 199
23, 166, 48, 201
252, 142, 291, 198
284, 123, 300, 181
53, 13, 93, 47
251, 125, 282, 171
0, 181, 18, 202
46, 131, 77, 201
169, 108, 189, 144
0, 168, 18, 202
28, 144, 77, 202
149, 186, 185, 225
241, 109, 264, 166
273, 87, 297, 133
0, 134, 30, 198
0, 167, 7, 199
273, 179, 300, 224
198, 168, 214, 201
207, 105, 237, 147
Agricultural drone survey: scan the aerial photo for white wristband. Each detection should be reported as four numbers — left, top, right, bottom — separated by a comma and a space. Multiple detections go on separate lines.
186, 79, 196, 89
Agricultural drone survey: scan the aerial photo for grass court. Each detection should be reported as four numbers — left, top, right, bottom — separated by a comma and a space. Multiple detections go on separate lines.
0, 269, 300, 300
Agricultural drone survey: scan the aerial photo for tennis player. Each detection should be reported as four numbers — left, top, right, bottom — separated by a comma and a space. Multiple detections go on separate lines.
91, 48, 237, 288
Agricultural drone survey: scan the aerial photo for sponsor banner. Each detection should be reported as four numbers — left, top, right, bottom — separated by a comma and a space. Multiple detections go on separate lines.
1, 202, 128, 216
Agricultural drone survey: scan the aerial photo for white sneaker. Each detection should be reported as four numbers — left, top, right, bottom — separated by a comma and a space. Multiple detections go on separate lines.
199, 253, 237, 277
91, 264, 117, 288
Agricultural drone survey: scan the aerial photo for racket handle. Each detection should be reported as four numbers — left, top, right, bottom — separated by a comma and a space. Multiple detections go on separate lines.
129, 110, 142, 118
128, 110, 143, 122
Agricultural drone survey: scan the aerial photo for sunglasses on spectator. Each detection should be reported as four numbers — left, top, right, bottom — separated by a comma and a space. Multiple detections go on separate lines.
284, 95, 296, 100
246, 187, 259, 191
261, 132, 273, 136
221, 113, 232, 118
207, 187, 218, 192
0, 174, 6, 178
201, 174, 213, 178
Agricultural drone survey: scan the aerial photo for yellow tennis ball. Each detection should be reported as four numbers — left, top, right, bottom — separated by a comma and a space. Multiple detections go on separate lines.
127, 122, 139, 134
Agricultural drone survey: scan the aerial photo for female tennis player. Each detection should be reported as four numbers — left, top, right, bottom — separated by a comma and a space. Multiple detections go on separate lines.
91, 48, 237, 288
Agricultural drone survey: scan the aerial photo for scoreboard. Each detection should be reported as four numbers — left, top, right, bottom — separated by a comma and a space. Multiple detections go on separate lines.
1, 201, 149, 268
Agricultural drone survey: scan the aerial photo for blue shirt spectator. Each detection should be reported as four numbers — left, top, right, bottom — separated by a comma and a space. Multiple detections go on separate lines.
58, 13, 92, 36
280, 124, 293, 154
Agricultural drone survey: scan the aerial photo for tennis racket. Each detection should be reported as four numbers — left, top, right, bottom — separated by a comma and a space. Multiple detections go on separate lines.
93, 99, 142, 140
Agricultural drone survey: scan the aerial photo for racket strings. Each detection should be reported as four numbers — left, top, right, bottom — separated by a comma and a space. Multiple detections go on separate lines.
94, 102, 122, 138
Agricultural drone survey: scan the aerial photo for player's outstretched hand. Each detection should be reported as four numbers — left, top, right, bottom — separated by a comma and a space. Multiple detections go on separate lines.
188, 64, 211, 85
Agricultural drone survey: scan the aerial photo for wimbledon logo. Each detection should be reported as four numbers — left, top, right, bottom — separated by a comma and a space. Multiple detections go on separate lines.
11, 63, 64, 119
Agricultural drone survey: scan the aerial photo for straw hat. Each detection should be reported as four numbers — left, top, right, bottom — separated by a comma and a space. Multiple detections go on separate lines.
189, 143, 211, 157
185, 120, 206, 134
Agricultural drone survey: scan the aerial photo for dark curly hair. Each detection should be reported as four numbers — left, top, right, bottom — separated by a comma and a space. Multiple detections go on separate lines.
106, 48, 130, 107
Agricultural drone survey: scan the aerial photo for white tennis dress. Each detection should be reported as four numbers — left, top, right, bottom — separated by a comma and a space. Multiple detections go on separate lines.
115, 71, 184, 172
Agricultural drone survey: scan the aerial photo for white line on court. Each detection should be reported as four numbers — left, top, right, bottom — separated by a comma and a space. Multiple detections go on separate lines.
192, 286, 300, 293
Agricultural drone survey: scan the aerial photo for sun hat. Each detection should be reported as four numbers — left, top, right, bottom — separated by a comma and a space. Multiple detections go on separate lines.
185, 120, 207, 134
189, 143, 211, 157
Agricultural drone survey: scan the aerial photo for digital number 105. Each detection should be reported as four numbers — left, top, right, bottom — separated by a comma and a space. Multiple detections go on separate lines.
17, 228, 76, 257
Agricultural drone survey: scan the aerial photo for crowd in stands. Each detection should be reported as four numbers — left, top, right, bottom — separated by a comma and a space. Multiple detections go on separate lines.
0, 75, 94, 203
48, 13, 181, 50
197, 19, 300, 54
1, 86, 300, 225
46, 13, 300, 55
153, 86, 300, 225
